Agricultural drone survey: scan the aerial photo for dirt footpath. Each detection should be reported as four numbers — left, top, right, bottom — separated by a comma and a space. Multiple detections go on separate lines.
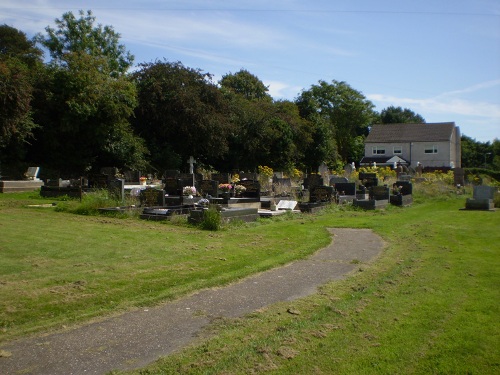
0, 228, 384, 375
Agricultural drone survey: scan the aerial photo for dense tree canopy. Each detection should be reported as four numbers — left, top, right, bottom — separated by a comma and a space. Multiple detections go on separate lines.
35, 10, 134, 77
219, 69, 271, 101
132, 60, 233, 172
0, 25, 42, 155
0, 24, 43, 67
379, 106, 425, 124
27, 11, 146, 175
296, 80, 376, 166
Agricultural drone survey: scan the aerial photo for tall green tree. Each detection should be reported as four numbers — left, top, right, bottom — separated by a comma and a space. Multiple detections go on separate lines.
35, 10, 133, 77
296, 80, 376, 166
379, 105, 426, 124
0, 25, 43, 173
219, 69, 271, 101
29, 11, 146, 175
132, 60, 233, 172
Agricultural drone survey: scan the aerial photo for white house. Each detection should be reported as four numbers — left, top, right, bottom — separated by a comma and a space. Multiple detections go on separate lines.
360, 122, 461, 169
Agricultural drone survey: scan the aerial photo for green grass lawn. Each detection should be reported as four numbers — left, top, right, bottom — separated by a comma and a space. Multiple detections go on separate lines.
1, 189, 499, 374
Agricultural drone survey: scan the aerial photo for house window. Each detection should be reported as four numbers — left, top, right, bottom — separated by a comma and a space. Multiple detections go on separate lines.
424, 145, 438, 154
393, 146, 402, 155
372, 146, 385, 155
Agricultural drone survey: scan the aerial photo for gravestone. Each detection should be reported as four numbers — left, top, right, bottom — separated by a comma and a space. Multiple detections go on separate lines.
124, 170, 140, 183
273, 178, 292, 196
464, 185, 496, 210
343, 163, 354, 176
318, 162, 329, 177
211, 173, 231, 184
198, 179, 218, 197
163, 178, 181, 196
454, 168, 465, 186
330, 176, 348, 185
164, 170, 180, 179
25, 167, 40, 181
88, 174, 109, 188
371, 186, 390, 201
359, 172, 378, 188
100, 167, 118, 178
309, 185, 334, 203
238, 179, 261, 198
333, 182, 356, 196
390, 181, 413, 206
304, 174, 323, 190
178, 173, 200, 188
140, 188, 165, 207
276, 200, 297, 210
108, 179, 125, 202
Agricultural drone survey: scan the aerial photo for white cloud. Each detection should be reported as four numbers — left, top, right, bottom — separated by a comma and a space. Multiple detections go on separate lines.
265, 80, 302, 99
367, 93, 500, 119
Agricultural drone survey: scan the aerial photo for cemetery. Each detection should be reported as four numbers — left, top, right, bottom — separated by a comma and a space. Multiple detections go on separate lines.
1, 159, 498, 223
0, 160, 498, 375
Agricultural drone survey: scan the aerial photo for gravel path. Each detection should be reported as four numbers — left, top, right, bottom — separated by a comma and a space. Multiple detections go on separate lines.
0, 228, 384, 375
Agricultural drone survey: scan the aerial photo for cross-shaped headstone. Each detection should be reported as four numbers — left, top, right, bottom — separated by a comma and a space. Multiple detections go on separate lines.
187, 156, 196, 174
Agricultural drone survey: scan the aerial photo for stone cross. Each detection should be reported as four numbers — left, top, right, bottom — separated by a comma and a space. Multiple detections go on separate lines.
187, 156, 196, 174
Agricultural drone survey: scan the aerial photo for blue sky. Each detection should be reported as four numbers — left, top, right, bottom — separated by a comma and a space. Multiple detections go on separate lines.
2, 0, 499, 142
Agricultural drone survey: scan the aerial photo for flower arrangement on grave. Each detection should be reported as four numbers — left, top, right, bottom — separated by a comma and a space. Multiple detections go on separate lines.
139, 176, 147, 185
218, 183, 232, 192
183, 186, 197, 196
234, 184, 246, 195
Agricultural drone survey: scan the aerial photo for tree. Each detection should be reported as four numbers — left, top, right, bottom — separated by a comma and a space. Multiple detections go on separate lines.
28, 11, 146, 174
219, 69, 271, 101
0, 24, 43, 68
461, 135, 493, 168
132, 60, 233, 172
379, 106, 425, 124
35, 10, 133, 77
492, 139, 500, 171
0, 25, 42, 158
296, 80, 376, 166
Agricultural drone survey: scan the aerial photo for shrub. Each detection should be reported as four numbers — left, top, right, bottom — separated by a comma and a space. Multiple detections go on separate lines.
200, 205, 222, 231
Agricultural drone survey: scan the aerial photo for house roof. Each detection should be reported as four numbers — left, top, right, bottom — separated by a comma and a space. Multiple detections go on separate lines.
365, 122, 456, 143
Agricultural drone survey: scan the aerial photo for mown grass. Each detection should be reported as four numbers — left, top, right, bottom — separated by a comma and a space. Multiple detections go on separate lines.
116, 190, 498, 374
1, 186, 499, 374
0, 192, 330, 342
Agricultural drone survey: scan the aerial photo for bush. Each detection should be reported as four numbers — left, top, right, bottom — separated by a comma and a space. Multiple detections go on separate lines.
200, 205, 222, 231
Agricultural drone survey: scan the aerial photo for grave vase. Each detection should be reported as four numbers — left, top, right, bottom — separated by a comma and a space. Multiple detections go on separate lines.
221, 192, 230, 203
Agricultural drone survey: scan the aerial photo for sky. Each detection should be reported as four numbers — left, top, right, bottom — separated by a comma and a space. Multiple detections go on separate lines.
2, 0, 500, 142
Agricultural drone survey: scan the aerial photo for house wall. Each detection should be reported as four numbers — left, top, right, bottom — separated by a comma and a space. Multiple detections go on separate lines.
365, 140, 458, 168
410, 141, 452, 168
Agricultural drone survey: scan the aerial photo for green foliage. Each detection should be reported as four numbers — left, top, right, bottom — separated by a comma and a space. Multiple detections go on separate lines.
219, 69, 271, 101
0, 25, 42, 152
29, 47, 145, 174
296, 80, 377, 166
199, 205, 222, 231
35, 10, 133, 77
379, 105, 426, 124
461, 134, 496, 168
132, 60, 232, 172
464, 168, 500, 185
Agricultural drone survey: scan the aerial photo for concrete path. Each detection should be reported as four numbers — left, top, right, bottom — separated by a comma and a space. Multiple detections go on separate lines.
0, 228, 384, 375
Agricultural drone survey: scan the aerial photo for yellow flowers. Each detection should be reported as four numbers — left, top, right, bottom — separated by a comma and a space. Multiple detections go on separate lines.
258, 165, 274, 178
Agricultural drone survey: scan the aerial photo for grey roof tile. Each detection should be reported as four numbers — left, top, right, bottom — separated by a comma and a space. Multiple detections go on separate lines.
366, 122, 456, 143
